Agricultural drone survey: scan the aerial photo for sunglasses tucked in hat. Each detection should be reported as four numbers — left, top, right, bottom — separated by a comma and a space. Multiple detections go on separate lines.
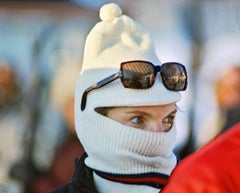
75, 3, 185, 112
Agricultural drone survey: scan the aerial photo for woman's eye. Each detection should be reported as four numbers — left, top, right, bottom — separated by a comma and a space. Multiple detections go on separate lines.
129, 116, 146, 129
162, 115, 175, 131
130, 117, 142, 124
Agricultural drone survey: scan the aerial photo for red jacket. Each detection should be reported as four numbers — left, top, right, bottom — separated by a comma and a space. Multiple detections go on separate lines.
161, 122, 240, 193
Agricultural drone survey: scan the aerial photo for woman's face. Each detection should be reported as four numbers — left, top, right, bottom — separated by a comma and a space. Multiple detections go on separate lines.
100, 103, 177, 132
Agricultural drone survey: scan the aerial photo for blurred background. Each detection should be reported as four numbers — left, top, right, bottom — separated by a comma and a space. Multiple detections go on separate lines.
0, 0, 240, 193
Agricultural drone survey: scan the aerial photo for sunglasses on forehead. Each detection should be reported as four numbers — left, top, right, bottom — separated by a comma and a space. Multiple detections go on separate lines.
81, 60, 187, 111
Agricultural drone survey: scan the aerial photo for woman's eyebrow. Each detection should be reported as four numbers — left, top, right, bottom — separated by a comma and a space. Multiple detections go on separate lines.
170, 109, 177, 114
124, 110, 149, 116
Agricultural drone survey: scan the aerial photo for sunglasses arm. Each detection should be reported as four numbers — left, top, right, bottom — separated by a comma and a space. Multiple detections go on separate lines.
81, 71, 122, 111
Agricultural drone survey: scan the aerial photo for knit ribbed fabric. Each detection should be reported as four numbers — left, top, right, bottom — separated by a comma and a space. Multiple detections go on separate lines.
75, 109, 177, 193
77, 109, 177, 172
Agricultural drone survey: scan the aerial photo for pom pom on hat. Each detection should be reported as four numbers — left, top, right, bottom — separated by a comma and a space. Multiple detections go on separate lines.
99, 3, 122, 22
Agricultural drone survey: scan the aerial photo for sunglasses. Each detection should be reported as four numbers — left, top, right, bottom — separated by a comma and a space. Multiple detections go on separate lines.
81, 60, 187, 111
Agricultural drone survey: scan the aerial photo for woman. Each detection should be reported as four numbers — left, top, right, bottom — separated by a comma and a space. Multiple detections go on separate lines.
51, 3, 187, 193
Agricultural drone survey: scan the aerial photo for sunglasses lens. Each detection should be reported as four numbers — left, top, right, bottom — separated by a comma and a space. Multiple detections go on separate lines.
121, 61, 155, 89
160, 63, 187, 91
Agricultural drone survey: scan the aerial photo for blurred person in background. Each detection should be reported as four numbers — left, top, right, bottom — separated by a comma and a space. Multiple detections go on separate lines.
31, 62, 84, 193
0, 60, 27, 192
193, 33, 240, 150
0, 61, 21, 109
214, 66, 240, 133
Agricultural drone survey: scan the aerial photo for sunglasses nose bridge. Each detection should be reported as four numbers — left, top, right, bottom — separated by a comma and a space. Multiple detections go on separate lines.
154, 65, 161, 74
153, 66, 161, 84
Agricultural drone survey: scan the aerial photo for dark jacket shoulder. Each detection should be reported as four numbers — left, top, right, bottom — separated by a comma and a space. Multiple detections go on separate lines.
50, 153, 98, 193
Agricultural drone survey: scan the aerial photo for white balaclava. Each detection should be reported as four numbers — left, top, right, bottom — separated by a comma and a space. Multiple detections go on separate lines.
75, 3, 181, 193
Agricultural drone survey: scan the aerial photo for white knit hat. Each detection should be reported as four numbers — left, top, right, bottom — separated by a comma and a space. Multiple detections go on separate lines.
75, 3, 181, 112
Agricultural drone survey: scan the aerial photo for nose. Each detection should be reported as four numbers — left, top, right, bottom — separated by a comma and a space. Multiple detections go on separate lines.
147, 121, 165, 132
